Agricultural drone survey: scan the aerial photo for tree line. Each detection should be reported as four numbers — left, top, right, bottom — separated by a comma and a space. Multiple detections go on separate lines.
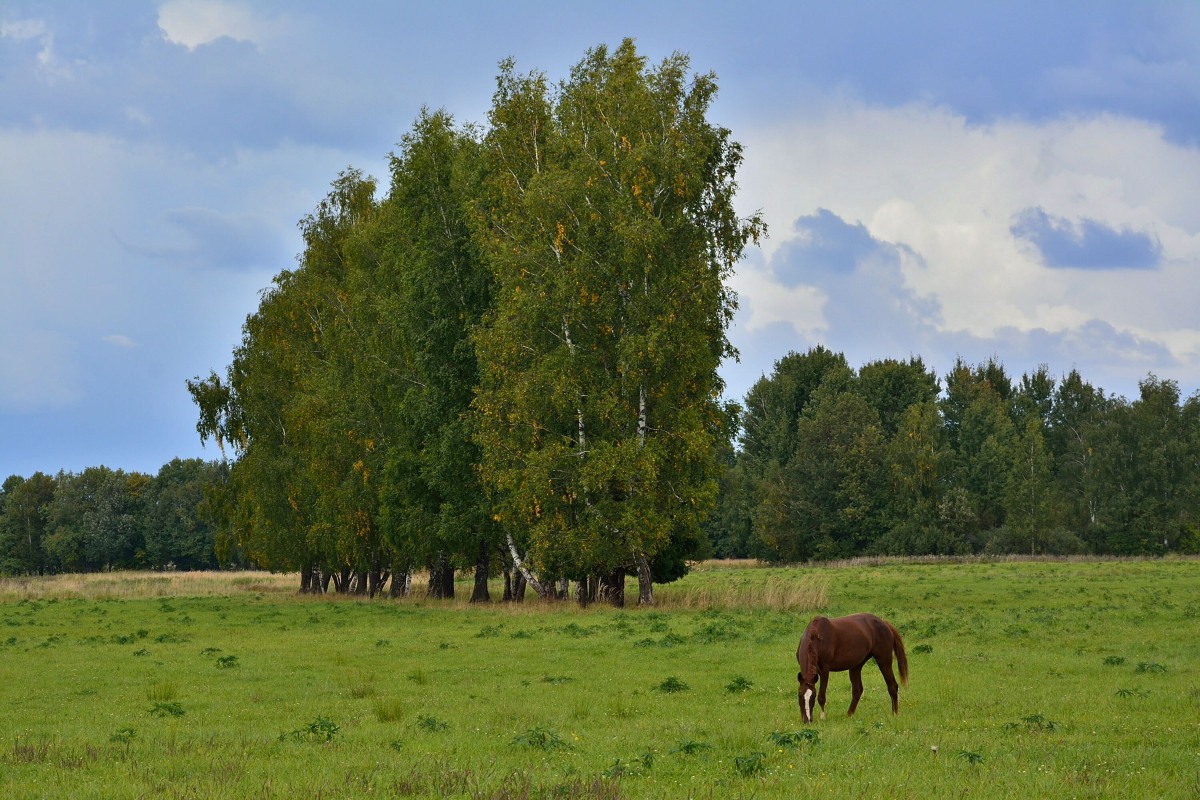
709, 347, 1200, 561
0, 459, 226, 575
6, 348, 1193, 584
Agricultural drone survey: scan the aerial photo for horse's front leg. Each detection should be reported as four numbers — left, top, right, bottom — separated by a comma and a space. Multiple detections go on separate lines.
816, 670, 829, 721
846, 666, 864, 717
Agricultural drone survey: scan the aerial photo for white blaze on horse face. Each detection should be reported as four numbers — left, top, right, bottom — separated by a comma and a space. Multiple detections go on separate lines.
803, 688, 813, 721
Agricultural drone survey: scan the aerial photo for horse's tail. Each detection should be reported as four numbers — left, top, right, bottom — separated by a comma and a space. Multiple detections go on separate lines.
890, 623, 909, 687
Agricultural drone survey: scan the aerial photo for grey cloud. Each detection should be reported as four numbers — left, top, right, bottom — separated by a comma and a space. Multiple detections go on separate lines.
118, 207, 284, 272
772, 208, 893, 285
746, 209, 944, 378
1010, 207, 1162, 270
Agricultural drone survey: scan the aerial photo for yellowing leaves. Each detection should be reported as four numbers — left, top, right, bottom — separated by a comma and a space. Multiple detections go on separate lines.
554, 221, 566, 255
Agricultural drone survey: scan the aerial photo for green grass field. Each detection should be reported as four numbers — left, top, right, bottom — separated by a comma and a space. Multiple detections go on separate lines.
1, 558, 1197, 799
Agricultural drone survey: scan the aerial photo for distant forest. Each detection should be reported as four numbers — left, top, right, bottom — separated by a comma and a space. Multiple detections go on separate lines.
5, 41, 1197, 596
711, 348, 1198, 562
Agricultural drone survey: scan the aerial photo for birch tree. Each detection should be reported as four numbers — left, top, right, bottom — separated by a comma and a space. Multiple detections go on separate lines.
374, 110, 498, 601
472, 40, 763, 604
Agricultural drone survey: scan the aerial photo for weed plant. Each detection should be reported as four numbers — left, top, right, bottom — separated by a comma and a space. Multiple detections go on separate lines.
0, 559, 1196, 798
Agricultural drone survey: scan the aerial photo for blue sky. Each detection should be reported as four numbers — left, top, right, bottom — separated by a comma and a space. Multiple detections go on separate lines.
2, 1, 1199, 478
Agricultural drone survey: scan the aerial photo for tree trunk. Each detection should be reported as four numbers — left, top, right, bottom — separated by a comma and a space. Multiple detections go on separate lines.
427, 553, 455, 599
389, 566, 411, 598
635, 552, 654, 606
471, 540, 491, 603
299, 564, 314, 594
332, 567, 352, 594
599, 569, 625, 607
504, 531, 548, 598
576, 575, 601, 606
370, 569, 389, 599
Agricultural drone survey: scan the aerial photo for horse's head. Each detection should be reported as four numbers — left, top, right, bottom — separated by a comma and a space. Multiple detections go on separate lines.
796, 635, 821, 724
797, 670, 818, 723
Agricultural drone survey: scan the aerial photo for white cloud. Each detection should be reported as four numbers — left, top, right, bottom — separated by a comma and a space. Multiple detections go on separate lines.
1, 17, 70, 79
733, 101, 1200, 391
0, 18, 48, 42
157, 0, 277, 51
103, 335, 137, 349
732, 264, 827, 337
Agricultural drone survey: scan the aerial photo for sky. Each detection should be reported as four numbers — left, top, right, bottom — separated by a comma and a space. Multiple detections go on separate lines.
2, 1, 1199, 478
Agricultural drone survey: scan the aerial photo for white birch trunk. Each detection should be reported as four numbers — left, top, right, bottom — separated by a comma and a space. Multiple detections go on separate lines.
506, 531, 549, 598
634, 381, 654, 604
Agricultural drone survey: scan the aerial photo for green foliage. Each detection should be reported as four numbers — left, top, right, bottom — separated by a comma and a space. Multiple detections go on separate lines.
44, 467, 148, 572
511, 726, 570, 751
725, 675, 753, 693
0, 473, 55, 575
281, 716, 340, 743
108, 727, 136, 744
722, 348, 1200, 562
671, 739, 711, 756
1005, 714, 1058, 733
415, 714, 450, 733
148, 701, 185, 718
733, 751, 765, 776
140, 459, 223, 570
767, 729, 818, 747
958, 749, 984, 765
472, 39, 763, 600
654, 676, 689, 693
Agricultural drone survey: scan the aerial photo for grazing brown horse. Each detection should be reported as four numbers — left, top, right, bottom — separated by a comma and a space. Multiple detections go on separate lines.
796, 612, 908, 724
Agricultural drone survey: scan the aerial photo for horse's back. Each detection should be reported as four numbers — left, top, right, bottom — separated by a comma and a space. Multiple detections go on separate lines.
848, 612, 891, 637
829, 613, 896, 656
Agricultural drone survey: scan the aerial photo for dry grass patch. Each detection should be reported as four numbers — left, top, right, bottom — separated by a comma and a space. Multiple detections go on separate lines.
0, 570, 298, 601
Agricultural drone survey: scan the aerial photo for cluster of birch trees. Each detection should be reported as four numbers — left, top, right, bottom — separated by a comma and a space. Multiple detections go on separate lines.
187, 41, 763, 604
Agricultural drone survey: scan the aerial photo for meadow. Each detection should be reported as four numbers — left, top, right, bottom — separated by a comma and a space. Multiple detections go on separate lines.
1, 558, 1197, 799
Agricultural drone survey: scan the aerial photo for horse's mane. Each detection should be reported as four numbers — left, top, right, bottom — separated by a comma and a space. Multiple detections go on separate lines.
797, 616, 829, 679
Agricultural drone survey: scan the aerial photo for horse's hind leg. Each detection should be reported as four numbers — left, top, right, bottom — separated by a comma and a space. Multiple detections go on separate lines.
877, 655, 900, 715
846, 666, 864, 717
